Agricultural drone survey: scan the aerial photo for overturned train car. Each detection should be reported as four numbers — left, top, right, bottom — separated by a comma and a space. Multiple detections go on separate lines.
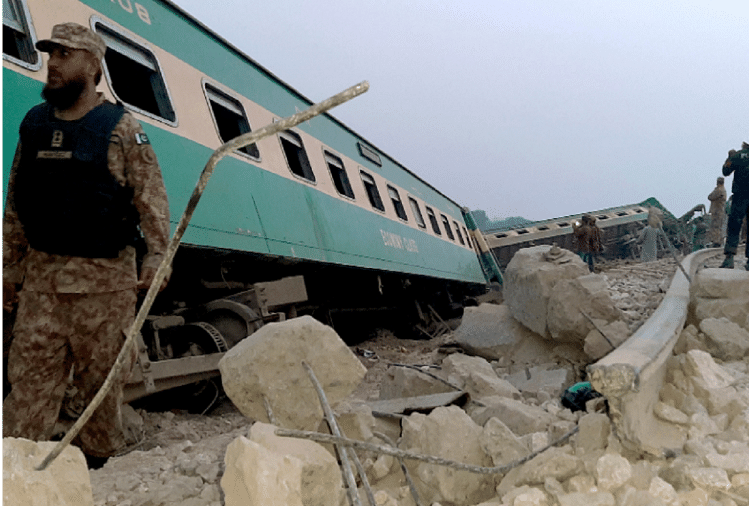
2, 0, 495, 407
482, 198, 673, 269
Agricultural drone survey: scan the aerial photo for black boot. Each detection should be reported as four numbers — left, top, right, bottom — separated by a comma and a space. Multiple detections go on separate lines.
720, 255, 734, 269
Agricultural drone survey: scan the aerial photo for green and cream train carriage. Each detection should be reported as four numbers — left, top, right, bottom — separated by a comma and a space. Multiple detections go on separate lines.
4, 0, 494, 403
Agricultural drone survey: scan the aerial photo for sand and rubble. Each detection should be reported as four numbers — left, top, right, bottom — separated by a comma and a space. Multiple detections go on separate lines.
5, 251, 749, 506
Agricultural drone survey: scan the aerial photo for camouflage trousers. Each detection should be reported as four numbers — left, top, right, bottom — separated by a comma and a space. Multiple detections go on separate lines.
708, 212, 726, 245
2, 289, 137, 457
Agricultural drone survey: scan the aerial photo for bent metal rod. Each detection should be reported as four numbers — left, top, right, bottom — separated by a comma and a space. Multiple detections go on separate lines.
36, 81, 370, 471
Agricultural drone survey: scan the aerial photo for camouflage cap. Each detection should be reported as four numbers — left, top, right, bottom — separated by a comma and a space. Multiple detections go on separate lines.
36, 23, 106, 61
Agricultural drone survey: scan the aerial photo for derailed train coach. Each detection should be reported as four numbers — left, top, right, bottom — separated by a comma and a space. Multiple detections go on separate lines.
483, 198, 675, 269
3, 0, 495, 406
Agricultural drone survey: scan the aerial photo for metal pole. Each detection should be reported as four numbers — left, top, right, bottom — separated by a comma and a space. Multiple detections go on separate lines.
36, 81, 369, 471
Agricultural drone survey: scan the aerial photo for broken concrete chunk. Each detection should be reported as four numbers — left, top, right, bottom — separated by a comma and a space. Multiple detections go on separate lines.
547, 274, 623, 344
219, 316, 367, 430
517, 446, 585, 486
222, 436, 303, 506
584, 320, 630, 361
653, 402, 689, 425
685, 466, 731, 491
400, 406, 495, 506
576, 413, 611, 453
505, 364, 574, 399
3, 438, 94, 506
698, 317, 749, 361
479, 417, 530, 467
441, 353, 522, 400
690, 268, 749, 329
248, 422, 345, 506
648, 477, 679, 506
682, 350, 737, 390
333, 402, 377, 444
556, 492, 615, 506
595, 453, 632, 492
504, 245, 590, 338
454, 303, 543, 361
468, 395, 558, 435
501, 485, 550, 506
378, 364, 454, 400
366, 391, 468, 418
704, 452, 749, 475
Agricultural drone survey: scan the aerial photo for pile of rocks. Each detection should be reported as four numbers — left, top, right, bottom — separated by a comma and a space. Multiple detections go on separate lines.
6, 247, 749, 506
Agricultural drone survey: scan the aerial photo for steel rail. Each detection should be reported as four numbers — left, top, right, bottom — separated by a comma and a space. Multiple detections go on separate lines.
587, 248, 721, 456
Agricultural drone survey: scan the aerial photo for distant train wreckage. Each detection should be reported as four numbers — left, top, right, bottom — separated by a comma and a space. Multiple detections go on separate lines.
485, 197, 708, 269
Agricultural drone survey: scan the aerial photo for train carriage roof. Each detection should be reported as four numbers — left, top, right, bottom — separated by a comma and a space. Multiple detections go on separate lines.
160, 0, 467, 213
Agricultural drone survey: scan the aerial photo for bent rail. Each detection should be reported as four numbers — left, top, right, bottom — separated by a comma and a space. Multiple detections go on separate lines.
587, 248, 720, 456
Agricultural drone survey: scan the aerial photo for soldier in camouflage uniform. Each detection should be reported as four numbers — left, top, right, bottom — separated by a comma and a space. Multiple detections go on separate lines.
707, 176, 727, 247
2, 23, 170, 464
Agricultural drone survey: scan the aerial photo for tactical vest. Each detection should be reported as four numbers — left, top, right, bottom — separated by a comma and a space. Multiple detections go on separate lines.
14, 101, 140, 258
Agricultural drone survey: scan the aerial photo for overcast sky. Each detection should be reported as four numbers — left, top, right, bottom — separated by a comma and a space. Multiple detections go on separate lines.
172, 0, 748, 222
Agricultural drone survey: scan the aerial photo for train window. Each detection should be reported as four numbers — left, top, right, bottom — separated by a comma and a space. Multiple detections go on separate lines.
204, 82, 259, 159
360, 171, 384, 212
387, 186, 408, 221
408, 197, 426, 228
324, 151, 355, 199
516, 229, 529, 234
358, 141, 382, 166
279, 130, 315, 182
441, 215, 455, 240
95, 22, 176, 124
3, 0, 40, 68
557, 222, 569, 227
426, 207, 441, 235
462, 226, 471, 248
453, 221, 465, 245
616, 211, 629, 217
597, 215, 608, 220
537, 225, 549, 231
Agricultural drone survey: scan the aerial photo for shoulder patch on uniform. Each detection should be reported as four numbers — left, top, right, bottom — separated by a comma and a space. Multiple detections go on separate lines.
135, 133, 150, 145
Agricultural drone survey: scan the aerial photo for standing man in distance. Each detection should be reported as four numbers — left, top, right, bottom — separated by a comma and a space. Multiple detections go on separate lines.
707, 176, 727, 248
720, 142, 749, 270
2, 23, 171, 465
572, 214, 602, 272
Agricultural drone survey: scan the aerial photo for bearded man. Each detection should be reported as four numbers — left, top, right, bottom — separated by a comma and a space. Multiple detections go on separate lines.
2, 22, 170, 467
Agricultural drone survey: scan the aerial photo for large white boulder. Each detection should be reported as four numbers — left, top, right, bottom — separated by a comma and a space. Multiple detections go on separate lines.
219, 316, 367, 430
3, 438, 94, 506
222, 436, 303, 506
248, 422, 345, 506
546, 274, 623, 344
699, 317, 749, 361
503, 246, 590, 338
441, 353, 521, 400
689, 268, 749, 330
400, 406, 496, 506
454, 303, 545, 361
